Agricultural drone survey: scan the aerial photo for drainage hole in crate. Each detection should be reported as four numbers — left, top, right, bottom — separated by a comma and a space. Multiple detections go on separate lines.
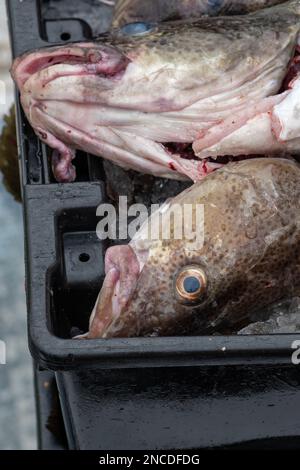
31, 175, 40, 183
79, 253, 91, 263
61, 32, 71, 41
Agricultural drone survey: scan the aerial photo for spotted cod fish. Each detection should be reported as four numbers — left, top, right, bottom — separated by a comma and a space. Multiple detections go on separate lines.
112, 0, 285, 27
11, 1, 300, 182
78, 158, 300, 338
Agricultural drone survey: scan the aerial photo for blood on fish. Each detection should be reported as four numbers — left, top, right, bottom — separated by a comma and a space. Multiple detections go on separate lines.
165, 141, 263, 166
280, 47, 300, 92
165, 142, 196, 160
164, 48, 300, 165
38, 131, 47, 140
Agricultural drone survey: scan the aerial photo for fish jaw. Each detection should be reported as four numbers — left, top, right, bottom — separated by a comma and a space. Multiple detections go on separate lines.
86, 243, 192, 339
11, 43, 136, 182
85, 204, 191, 339
87, 245, 142, 339
11, 43, 129, 90
11, 43, 218, 182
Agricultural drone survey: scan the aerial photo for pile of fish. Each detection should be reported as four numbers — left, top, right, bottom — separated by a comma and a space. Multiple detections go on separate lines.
11, 0, 300, 338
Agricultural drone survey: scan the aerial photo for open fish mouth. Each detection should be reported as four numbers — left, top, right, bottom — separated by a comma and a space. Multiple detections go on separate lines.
11, 2, 300, 181
12, 43, 132, 182
12, 43, 129, 88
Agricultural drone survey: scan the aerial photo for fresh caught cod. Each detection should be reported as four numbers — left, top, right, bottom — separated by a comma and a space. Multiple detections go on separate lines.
113, 0, 285, 27
11, 1, 300, 182
81, 158, 300, 338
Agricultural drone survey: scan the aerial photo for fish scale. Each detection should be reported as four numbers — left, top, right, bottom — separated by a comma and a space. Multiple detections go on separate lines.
112, 0, 285, 27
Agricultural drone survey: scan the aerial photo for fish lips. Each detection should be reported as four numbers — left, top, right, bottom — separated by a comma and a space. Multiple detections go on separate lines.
11, 43, 129, 92
87, 245, 143, 339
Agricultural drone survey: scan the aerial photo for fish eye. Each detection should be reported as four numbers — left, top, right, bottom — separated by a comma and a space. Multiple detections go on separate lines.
120, 22, 156, 37
175, 266, 207, 305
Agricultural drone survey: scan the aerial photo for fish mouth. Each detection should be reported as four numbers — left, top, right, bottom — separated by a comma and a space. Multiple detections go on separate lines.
11, 45, 222, 181
86, 245, 143, 339
11, 43, 130, 91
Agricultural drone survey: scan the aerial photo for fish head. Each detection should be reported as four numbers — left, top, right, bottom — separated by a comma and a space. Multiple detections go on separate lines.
86, 158, 300, 338
12, 20, 250, 114
11, 1, 300, 182
12, 4, 300, 111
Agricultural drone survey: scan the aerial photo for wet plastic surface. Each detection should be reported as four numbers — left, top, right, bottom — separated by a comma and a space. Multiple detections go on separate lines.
34, 368, 67, 450
56, 366, 300, 450
6, 0, 300, 450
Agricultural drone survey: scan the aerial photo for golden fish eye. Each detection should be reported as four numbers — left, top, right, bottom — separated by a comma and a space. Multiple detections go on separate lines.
175, 266, 207, 304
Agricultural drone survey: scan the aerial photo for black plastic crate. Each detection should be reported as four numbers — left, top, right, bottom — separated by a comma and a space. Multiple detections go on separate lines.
7, 0, 300, 450
6, 0, 300, 371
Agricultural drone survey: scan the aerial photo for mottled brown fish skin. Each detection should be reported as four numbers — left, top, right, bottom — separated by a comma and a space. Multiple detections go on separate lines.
113, 0, 285, 27
106, 1, 300, 86
104, 159, 300, 338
